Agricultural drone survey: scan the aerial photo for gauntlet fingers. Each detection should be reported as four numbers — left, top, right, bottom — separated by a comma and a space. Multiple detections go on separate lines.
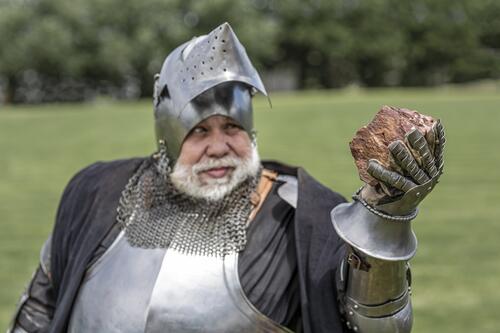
425, 124, 437, 154
434, 120, 446, 174
389, 140, 429, 184
407, 129, 439, 178
368, 159, 417, 192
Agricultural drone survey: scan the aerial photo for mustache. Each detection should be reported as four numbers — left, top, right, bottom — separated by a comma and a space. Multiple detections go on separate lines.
192, 156, 241, 174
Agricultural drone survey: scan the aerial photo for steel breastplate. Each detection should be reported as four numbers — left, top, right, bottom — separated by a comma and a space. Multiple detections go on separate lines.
68, 231, 291, 333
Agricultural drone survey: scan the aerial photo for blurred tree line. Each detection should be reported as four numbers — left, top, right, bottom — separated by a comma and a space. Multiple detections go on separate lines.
0, 0, 499, 103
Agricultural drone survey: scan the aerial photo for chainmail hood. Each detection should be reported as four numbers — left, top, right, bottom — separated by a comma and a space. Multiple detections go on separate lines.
116, 158, 259, 257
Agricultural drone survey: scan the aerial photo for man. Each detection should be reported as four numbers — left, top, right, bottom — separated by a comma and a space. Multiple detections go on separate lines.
9, 23, 445, 333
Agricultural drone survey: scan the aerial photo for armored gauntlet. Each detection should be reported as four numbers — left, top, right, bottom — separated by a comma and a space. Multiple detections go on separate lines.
331, 121, 445, 332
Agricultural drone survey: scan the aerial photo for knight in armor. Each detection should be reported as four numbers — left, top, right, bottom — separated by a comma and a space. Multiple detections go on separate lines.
8, 22, 445, 333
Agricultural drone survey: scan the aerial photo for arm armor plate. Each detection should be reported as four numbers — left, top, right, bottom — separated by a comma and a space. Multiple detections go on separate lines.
331, 201, 415, 333
8, 236, 55, 333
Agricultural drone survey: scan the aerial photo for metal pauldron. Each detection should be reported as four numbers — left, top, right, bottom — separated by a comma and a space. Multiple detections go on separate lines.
331, 193, 419, 332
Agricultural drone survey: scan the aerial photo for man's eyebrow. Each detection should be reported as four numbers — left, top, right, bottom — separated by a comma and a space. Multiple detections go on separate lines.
225, 120, 242, 126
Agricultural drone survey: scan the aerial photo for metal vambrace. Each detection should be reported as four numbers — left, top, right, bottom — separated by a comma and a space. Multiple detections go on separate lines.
331, 201, 416, 332
8, 236, 55, 333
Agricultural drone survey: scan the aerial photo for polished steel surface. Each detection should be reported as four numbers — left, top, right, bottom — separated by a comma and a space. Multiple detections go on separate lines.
346, 256, 408, 305
68, 231, 290, 333
154, 22, 268, 161
345, 290, 410, 318
331, 201, 417, 261
332, 199, 414, 332
145, 250, 291, 333
68, 232, 166, 333
345, 299, 413, 333
157, 22, 267, 118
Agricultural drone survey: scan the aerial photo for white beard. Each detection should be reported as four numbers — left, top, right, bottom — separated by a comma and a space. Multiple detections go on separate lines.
169, 146, 261, 202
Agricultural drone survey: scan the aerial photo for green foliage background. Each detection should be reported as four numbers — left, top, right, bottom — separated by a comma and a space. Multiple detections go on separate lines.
1, 85, 500, 331
1, 0, 500, 102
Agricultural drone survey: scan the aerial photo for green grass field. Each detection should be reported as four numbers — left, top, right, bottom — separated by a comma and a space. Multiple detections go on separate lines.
1, 86, 499, 332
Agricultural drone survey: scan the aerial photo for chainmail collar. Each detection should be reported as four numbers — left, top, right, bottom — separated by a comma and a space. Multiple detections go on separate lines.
116, 158, 260, 257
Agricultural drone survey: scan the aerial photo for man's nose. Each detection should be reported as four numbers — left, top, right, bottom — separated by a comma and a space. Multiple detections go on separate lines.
206, 132, 230, 158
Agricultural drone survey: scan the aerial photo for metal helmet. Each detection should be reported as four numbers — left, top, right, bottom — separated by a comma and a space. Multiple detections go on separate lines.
153, 22, 268, 162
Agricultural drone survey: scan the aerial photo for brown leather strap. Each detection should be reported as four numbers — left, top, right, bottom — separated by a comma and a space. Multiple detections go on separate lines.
347, 248, 372, 272
248, 169, 277, 223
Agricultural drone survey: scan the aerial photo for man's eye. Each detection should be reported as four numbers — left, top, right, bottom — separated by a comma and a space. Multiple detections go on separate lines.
225, 123, 241, 130
192, 127, 207, 134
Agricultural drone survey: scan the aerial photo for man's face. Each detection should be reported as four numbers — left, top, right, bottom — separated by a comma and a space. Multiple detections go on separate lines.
170, 115, 260, 201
